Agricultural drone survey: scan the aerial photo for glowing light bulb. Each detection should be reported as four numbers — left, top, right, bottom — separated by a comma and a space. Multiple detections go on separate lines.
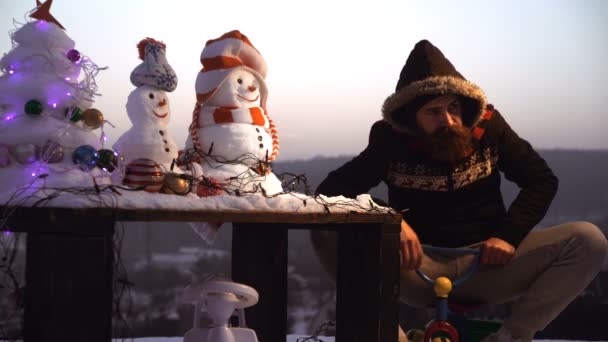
8, 69, 14, 75
65, 77, 71, 81
3, 230, 11, 236
66, 92, 71, 96
4, 113, 15, 121
52, 103, 57, 108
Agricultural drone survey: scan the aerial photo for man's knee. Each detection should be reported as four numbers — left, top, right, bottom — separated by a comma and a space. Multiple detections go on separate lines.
566, 221, 608, 265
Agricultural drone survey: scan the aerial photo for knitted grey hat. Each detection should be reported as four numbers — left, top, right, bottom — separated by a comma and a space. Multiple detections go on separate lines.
130, 38, 177, 92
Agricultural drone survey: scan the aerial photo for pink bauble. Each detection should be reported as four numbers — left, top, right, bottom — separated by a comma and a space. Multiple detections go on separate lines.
10, 143, 38, 165
123, 158, 164, 192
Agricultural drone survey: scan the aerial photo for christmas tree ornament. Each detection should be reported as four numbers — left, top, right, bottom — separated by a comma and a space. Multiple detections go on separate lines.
24, 99, 43, 116
82, 108, 104, 129
196, 177, 223, 197
96, 148, 118, 172
65, 107, 83, 122
0, 144, 11, 167
72, 144, 99, 170
40, 140, 65, 163
160, 172, 191, 195
123, 158, 164, 192
10, 143, 38, 164
66, 49, 81, 63
29, 0, 66, 30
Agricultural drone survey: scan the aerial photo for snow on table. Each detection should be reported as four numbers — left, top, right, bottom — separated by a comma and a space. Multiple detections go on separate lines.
0, 184, 394, 216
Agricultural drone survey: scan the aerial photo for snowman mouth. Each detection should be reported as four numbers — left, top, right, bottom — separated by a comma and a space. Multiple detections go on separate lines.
236, 94, 259, 102
153, 111, 168, 118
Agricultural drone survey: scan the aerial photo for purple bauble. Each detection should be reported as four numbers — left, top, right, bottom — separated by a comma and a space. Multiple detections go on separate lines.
66, 49, 81, 63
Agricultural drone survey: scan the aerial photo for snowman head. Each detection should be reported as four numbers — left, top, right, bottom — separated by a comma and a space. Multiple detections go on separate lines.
206, 68, 263, 108
127, 85, 171, 128
195, 31, 268, 109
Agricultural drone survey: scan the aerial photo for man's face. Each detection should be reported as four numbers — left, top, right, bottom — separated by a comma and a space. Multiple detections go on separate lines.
415, 95, 463, 135
414, 94, 472, 164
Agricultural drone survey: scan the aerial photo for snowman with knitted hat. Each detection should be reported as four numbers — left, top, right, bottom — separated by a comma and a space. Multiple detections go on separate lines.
184, 30, 282, 197
113, 38, 181, 174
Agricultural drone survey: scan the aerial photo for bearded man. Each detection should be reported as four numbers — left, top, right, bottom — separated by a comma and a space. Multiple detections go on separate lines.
312, 40, 607, 342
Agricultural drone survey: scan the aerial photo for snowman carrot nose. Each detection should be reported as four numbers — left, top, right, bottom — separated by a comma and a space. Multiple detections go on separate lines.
248, 85, 257, 92
158, 99, 167, 107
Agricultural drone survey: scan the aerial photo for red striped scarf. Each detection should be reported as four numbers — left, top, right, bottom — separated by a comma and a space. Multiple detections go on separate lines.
189, 104, 280, 161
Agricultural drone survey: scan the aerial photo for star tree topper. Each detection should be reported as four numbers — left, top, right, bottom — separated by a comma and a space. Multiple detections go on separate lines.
29, 0, 65, 30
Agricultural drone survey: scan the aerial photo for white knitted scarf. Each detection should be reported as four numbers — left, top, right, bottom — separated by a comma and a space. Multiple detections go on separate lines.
189, 104, 280, 161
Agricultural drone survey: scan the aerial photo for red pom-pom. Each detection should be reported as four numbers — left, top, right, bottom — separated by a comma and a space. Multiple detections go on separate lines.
137, 37, 166, 61
196, 177, 223, 197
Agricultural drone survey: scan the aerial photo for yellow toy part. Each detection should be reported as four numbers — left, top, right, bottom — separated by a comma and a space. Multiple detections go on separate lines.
433, 276, 453, 298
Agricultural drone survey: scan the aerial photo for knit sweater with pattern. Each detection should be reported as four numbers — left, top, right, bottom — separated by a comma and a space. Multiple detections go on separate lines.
316, 108, 558, 247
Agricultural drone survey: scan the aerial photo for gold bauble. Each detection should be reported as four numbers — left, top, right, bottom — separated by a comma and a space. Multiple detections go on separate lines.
160, 173, 191, 195
82, 108, 104, 129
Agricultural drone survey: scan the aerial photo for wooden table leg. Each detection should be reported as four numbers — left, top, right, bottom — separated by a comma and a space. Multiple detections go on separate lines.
336, 223, 400, 342
232, 223, 287, 342
24, 219, 115, 342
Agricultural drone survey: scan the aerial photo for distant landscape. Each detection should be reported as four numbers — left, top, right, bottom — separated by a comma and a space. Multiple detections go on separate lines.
1, 149, 607, 339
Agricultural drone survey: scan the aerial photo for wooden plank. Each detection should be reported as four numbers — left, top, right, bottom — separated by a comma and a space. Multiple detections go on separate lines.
336, 223, 383, 342
232, 223, 287, 342
2, 206, 400, 232
23, 218, 114, 342
379, 223, 401, 342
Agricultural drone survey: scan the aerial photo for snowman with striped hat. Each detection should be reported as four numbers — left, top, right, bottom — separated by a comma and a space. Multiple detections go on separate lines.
184, 30, 282, 197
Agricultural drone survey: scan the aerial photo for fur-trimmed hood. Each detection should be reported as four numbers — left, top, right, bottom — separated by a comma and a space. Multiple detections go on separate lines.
382, 40, 487, 135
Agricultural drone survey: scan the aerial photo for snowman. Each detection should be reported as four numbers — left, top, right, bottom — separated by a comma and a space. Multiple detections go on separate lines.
185, 30, 282, 196
113, 38, 180, 173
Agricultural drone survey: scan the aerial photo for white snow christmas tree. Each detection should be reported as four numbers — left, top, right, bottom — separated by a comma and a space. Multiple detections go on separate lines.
0, 0, 115, 192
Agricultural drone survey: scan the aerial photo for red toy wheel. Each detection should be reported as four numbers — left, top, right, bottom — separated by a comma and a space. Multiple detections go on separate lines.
424, 320, 459, 342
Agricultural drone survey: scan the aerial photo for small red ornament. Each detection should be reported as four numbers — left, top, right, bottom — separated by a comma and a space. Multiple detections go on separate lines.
196, 177, 223, 197
123, 158, 164, 192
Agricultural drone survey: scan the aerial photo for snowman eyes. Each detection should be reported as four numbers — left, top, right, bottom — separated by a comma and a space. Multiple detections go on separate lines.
149, 93, 155, 99
237, 78, 243, 84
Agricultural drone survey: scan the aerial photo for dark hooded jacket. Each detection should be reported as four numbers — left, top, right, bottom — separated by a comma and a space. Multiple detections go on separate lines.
316, 40, 558, 247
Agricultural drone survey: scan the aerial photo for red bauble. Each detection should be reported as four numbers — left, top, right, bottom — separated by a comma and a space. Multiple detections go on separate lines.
196, 177, 223, 197
123, 158, 164, 192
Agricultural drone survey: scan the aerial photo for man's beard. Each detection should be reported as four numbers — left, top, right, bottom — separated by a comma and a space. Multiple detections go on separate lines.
420, 125, 473, 165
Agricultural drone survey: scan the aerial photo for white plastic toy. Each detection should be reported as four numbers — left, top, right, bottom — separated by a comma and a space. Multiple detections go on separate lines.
181, 278, 259, 342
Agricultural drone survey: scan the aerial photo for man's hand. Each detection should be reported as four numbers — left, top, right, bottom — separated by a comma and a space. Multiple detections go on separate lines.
400, 219, 423, 270
481, 237, 515, 265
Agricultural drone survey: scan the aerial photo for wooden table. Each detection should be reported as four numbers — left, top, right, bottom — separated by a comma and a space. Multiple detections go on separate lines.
3, 206, 401, 342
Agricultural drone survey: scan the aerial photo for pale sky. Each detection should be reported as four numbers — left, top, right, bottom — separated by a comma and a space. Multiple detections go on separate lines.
1, 0, 607, 160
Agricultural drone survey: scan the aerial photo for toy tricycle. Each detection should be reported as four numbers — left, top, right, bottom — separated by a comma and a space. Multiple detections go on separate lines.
412, 245, 502, 342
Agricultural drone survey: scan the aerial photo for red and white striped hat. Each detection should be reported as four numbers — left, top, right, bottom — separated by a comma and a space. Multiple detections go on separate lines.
195, 30, 268, 108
